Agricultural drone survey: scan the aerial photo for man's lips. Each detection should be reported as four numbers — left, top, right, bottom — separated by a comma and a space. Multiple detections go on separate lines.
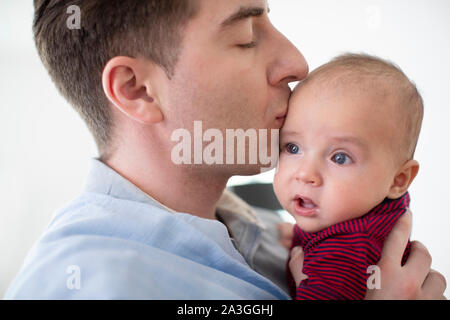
275, 112, 287, 127
293, 195, 318, 217
276, 110, 287, 119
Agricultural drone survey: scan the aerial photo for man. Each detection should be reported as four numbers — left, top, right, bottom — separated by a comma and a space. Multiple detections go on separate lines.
5, 0, 446, 299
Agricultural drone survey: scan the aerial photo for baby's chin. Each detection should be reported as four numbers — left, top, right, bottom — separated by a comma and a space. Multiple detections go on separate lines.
292, 210, 361, 233
292, 215, 329, 234
298, 223, 327, 234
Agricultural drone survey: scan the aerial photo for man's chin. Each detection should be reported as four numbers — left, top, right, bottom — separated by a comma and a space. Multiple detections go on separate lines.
226, 163, 277, 176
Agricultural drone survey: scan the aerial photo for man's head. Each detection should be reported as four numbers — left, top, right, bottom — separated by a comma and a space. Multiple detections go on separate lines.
33, 0, 308, 176
33, 0, 199, 159
274, 53, 423, 232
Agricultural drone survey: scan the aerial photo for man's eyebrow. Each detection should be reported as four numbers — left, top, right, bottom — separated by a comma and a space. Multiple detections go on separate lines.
220, 6, 268, 29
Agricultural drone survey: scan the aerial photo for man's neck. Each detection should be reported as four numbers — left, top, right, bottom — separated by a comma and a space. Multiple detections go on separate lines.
105, 148, 229, 220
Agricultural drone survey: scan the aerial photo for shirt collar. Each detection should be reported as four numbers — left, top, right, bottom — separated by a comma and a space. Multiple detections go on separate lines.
83, 158, 176, 213
84, 158, 265, 229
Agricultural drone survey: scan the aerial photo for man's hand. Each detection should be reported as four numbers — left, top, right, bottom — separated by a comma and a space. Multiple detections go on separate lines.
365, 209, 447, 299
277, 222, 295, 250
286, 209, 447, 299
289, 246, 308, 287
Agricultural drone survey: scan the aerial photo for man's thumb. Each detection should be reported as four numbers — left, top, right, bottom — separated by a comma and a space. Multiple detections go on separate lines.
289, 246, 308, 287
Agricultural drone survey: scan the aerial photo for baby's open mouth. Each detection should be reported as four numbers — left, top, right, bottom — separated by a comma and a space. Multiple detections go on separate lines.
293, 196, 318, 217
296, 196, 317, 209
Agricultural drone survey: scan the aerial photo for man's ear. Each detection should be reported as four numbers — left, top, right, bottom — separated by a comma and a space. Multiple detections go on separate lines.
387, 159, 420, 199
102, 56, 164, 125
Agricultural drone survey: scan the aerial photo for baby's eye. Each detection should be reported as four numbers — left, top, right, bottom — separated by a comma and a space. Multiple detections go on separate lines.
285, 143, 301, 154
332, 152, 353, 165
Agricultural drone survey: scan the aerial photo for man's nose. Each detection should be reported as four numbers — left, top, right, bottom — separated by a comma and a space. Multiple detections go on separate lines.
294, 159, 322, 187
267, 29, 309, 87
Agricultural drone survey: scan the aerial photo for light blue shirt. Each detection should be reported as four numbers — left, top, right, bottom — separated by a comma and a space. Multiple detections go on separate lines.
4, 160, 289, 299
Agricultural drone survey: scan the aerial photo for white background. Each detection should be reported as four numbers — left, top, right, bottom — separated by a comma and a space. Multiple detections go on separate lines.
1, 1, 449, 298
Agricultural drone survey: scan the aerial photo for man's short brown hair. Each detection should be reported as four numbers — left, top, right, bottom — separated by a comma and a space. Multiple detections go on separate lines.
33, 0, 198, 159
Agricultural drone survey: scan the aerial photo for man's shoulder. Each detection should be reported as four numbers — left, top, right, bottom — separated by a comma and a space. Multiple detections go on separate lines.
4, 232, 237, 299
5, 192, 287, 299
4, 194, 182, 298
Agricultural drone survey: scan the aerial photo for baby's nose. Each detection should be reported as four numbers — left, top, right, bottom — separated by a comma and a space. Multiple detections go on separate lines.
294, 162, 322, 187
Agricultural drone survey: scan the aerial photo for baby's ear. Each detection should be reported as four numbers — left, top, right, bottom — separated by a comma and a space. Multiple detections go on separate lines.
387, 159, 420, 199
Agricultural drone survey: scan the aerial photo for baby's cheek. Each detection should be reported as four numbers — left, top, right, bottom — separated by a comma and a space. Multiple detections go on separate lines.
329, 186, 376, 223
272, 172, 282, 198
274, 154, 281, 173
326, 184, 367, 221
273, 171, 289, 206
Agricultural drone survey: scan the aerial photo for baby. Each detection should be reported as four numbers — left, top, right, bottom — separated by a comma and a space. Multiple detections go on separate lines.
273, 53, 424, 300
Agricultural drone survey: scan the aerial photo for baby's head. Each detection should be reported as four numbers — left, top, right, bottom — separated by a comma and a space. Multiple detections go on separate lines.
273, 53, 423, 233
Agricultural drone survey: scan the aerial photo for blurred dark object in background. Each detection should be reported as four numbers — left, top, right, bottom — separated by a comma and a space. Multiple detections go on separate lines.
229, 183, 282, 211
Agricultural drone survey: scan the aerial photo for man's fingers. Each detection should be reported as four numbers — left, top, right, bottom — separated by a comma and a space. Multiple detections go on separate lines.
277, 223, 294, 239
277, 223, 294, 250
288, 246, 308, 287
404, 241, 432, 287
280, 238, 292, 250
420, 269, 447, 300
379, 209, 412, 267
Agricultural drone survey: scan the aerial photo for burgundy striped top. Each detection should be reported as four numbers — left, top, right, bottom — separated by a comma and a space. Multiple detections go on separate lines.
289, 192, 411, 300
